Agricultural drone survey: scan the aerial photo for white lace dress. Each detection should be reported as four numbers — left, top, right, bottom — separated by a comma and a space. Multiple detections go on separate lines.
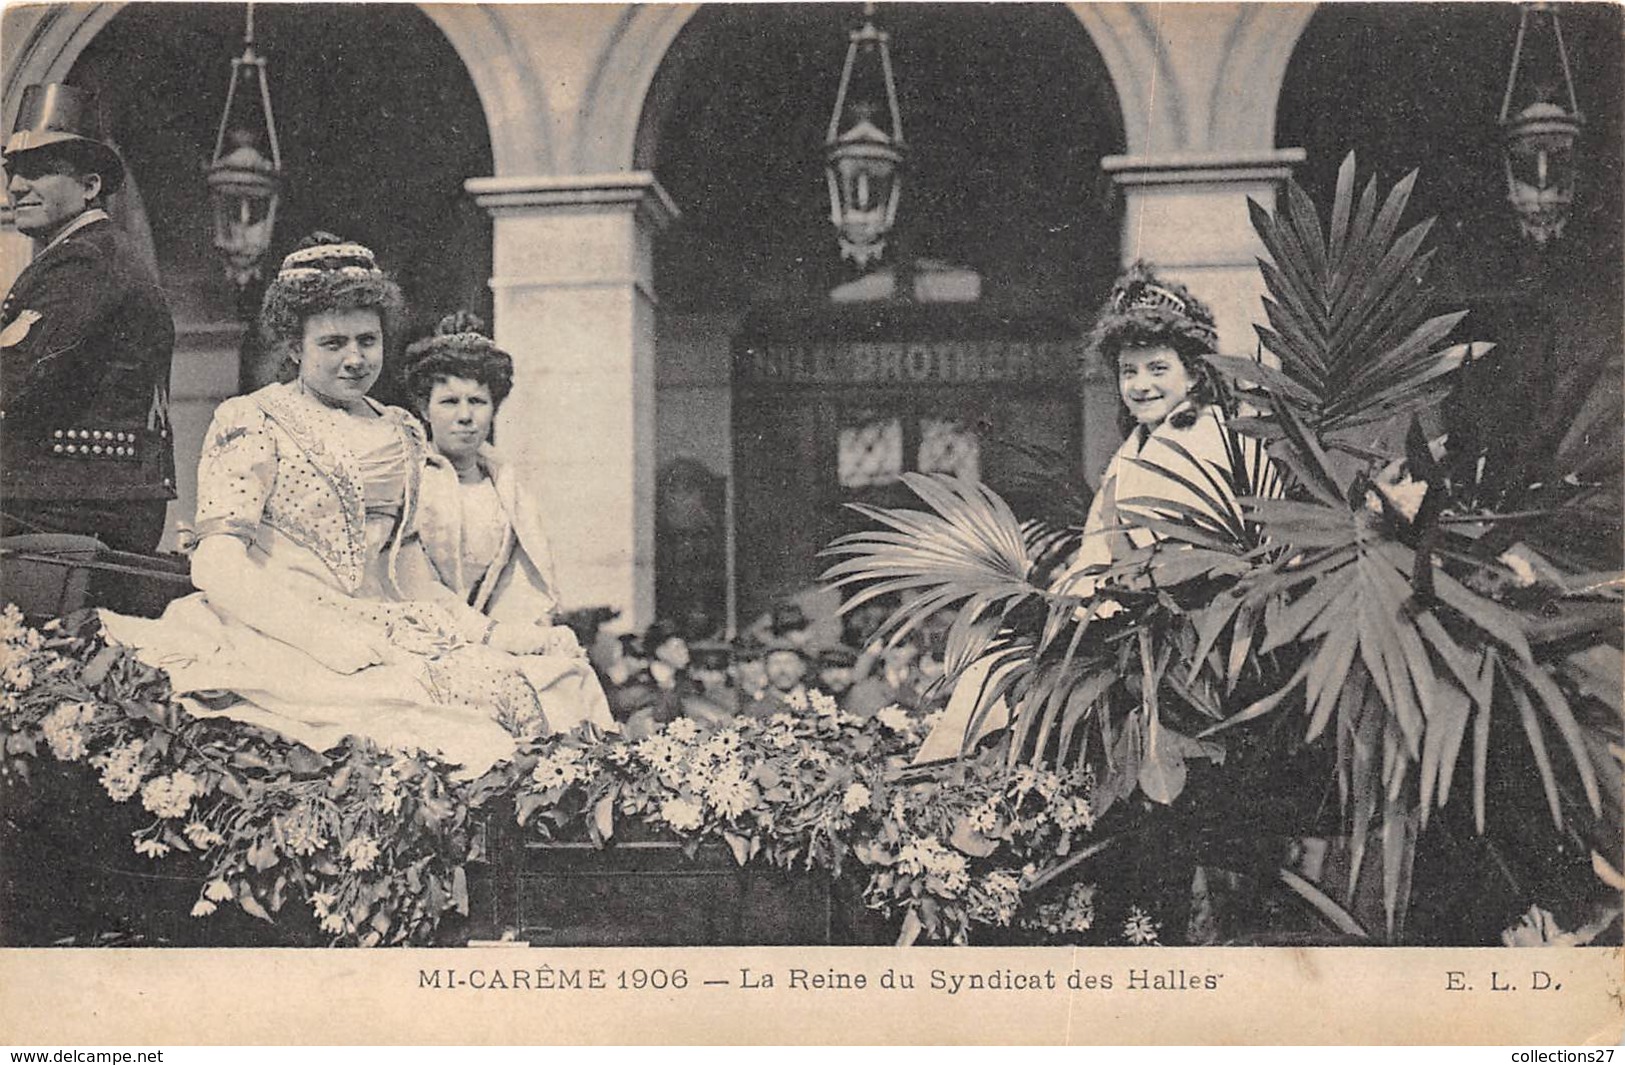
99, 382, 569, 775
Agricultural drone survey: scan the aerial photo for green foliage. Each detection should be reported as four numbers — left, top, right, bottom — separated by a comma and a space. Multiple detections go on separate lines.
1, 608, 1156, 946
818, 153, 1623, 941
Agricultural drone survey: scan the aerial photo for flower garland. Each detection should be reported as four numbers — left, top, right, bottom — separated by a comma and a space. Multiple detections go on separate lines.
1, 606, 1146, 946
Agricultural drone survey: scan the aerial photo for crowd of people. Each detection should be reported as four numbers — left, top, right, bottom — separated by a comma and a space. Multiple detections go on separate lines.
1, 79, 1271, 777
571, 600, 949, 739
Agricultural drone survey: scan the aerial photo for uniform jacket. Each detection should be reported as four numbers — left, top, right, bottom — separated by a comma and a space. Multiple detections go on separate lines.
0, 213, 176, 500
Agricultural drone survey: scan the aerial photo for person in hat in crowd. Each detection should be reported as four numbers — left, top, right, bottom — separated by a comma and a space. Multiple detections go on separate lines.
814, 643, 860, 705
731, 636, 769, 710
744, 634, 819, 719
405, 310, 613, 731
688, 639, 736, 709
0, 83, 176, 553
98, 232, 610, 778
915, 261, 1283, 761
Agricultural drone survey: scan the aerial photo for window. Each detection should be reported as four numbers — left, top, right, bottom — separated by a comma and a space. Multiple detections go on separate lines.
917, 417, 980, 481
838, 415, 904, 488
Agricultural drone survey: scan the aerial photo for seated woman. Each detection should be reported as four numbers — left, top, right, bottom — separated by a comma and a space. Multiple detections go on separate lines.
100, 234, 606, 776
915, 262, 1281, 762
1051, 261, 1281, 600
407, 313, 612, 732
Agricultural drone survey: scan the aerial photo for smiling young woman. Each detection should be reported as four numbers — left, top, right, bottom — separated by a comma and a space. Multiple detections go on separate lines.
96, 237, 613, 777
1050, 261, 1279, 600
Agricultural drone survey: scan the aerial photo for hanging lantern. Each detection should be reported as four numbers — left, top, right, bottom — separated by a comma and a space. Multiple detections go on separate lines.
824, 4, 905, 268
1498, 2, 1582, 247
205, 2, 283, 292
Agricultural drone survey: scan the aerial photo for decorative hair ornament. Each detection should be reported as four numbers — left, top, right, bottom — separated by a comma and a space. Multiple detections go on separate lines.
1107, 272, 1219, 345
275, 240, 382, 281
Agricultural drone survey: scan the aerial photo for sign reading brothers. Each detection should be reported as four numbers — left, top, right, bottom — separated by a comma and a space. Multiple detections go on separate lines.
735, 337, 1081, 386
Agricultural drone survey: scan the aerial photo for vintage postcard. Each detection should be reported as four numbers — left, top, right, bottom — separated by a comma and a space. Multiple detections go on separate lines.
0, 0, 1620, 1046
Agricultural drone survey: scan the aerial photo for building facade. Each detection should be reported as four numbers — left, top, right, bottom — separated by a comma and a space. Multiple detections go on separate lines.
3, 3, 1619, 633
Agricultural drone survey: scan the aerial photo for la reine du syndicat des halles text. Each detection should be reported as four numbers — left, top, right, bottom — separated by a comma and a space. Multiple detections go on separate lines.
417, 965, 1225, 994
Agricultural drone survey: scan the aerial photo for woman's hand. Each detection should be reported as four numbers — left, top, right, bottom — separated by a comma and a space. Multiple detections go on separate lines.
489, 621, 584, 658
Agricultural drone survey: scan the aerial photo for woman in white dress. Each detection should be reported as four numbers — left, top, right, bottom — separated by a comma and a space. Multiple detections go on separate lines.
407, 313, 613, 734
100, 236, 601, 776
917, 263, 1282, 761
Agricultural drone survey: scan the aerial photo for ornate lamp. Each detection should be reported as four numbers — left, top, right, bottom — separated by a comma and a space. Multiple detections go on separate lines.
824, 3, 905, 268
205, 2, 283, 291
1498, 2, 1582, 246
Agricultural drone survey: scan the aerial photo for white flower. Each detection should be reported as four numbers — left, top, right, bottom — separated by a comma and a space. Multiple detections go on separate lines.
701, 730, 742, 760
658, 796, 705, 832
1499, 548, 1539, 588
874, 705, 912, 733
531, 749, 587, 790
140, 771, 201, 820
4, 663, 34, 691
96, 741, 146, 802
705, 775, 759, 819
184, 822, 225, 849
1011, 765, 1043, 796
342, 835, 382, 872
665, 717, 702, 743
783, 689, 810, 713
767, 729, 797, 751
310, 890, 339, 918
0, 604, 26, 644
1123, 905, 1161, 945
841, 782, 872, 815
42, 702, 96, 762
968, 801, 1002, 834
809, 690, 839, 718
190, 899, 218, 918
44, 725, 86, 763
897, 836, 970, 896
1051, 794, 1095, 833
45, 656, 73, 675
204, 878, 234, 902
635, 734, 682, 771
278, 807, 327, 856
767, 713, 796, 730
969, 869, 1024, 927
320, 913, 348, 936
133, 836, 170, 859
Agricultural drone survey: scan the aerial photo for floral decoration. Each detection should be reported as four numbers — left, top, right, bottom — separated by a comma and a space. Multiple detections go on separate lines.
1, 605, 1142, 947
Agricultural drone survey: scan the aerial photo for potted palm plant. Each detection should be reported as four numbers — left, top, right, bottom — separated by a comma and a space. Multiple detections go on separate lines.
821, 153, 1623, 944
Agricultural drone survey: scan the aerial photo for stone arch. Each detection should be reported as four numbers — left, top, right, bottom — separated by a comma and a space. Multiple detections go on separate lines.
576, 3, 1130, 175
0, 3, 548, 179
1070, 2, 1314, 155
1208, 4, 1316, 152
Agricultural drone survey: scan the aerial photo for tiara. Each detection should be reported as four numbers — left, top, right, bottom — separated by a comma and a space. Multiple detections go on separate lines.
276, 241, 382, 281
1109, 278, 1218, 342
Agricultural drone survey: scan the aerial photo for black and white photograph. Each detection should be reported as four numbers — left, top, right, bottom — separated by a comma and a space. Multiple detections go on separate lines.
0, 0, 1620, 1046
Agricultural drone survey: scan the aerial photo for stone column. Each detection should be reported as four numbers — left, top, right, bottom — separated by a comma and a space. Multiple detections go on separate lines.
1081, 148, 1305, 477
465, 173, 678, 631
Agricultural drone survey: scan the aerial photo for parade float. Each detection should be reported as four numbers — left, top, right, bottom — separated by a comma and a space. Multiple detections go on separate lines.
2, 156, 1619, 948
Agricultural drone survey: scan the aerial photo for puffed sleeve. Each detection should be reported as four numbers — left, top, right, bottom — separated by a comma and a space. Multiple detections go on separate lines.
192, 396, 277, 543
